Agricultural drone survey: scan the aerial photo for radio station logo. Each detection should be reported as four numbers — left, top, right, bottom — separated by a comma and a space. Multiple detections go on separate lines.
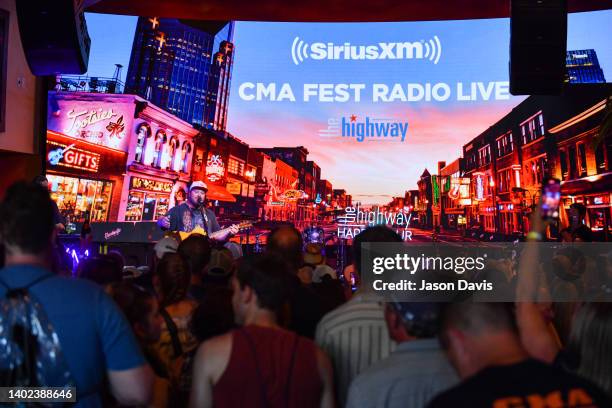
291, 36, 441, 65
318, 115, 409, 142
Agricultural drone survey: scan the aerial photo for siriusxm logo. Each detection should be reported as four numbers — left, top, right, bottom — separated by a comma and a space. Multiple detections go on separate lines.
291, 36, 441, 65
318, 115, 409, 142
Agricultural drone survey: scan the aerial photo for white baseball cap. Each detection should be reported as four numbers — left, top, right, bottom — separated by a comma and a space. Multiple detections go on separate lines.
189, 180, 208, 191
312, 264, 337, 283
154, 236, 179, 259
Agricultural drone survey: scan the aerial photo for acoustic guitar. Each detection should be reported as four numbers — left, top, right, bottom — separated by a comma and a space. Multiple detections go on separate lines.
178, 221, 252, 241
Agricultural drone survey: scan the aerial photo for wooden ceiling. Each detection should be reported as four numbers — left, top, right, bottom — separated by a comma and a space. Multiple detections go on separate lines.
86, 0, 612, 22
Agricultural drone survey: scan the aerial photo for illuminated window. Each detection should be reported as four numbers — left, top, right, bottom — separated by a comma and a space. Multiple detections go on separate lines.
595, 141, 607, 174
525, 156, 547, 186
153, 130, 167, 168
228, 157, 244, 176
168, 136, 179, 171
559, 149, 568, 180
577, 142, 587, 177
568, 146, 578, 179
180, 141, 192, 173
496, 132, 514, 157
478, 145, 491, 166
497, 169, 512, 193
521, 112, 545, 145
134, 123, 151, 163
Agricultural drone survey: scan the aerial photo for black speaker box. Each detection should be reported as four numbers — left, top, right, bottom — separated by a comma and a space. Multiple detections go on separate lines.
16, 0, 91, 75
510, 0, 567, 95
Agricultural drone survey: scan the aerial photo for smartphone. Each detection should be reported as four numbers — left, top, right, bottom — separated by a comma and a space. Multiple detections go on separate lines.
540, 178, 561, 220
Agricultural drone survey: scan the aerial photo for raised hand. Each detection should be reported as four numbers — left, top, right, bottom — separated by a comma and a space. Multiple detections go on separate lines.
158, 216, 170, 229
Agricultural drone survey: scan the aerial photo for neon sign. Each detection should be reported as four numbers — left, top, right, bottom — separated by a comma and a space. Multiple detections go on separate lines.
206, 154, 225, 182
65, 108, 118, 134
449, 177, 471, 200
336, 203, 413, 241
47, 141, 100, 173
280, 189, 307, 201
48, 94, 134, 152
130, 177, 173, 193
474, 173, 485, 201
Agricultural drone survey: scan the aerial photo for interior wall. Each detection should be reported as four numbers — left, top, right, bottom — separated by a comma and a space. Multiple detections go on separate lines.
0, 0, 43, 196
0, 151, 41, 199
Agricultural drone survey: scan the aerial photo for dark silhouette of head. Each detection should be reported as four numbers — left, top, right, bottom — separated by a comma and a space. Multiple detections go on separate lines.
0, 181, 55, 257
155, 253, 191, 307
233, 253, 292, 322
266, 226, 303, 272
353, 226, 402, 277
177, 234, 211, 278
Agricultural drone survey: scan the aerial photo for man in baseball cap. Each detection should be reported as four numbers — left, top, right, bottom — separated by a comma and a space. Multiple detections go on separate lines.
157, 181, 237, 241
189, 180, 208, 192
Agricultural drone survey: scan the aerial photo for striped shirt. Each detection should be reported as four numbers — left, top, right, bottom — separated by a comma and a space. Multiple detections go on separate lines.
315, 292, 395, 406
346, 339, 459, 408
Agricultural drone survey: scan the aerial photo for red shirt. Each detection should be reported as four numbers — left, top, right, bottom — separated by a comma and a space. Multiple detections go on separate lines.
213, 325, 324, 408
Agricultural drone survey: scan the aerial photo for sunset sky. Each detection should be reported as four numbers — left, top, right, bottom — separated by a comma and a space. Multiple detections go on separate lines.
225, 14, 610, 203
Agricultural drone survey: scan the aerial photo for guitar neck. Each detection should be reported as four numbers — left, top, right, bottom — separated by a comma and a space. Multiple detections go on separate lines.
210, 222, 251, 239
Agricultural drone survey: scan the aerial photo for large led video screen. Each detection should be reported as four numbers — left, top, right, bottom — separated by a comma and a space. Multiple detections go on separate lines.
225, 12, 611, 203
60, 11, 611, 208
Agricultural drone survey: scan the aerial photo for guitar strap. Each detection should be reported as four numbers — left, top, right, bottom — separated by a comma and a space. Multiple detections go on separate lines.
200, 207, 210, 235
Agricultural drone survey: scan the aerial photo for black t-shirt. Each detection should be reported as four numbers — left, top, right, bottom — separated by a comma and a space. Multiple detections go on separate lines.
427, 359, 611, 408
167, 203, 220, 234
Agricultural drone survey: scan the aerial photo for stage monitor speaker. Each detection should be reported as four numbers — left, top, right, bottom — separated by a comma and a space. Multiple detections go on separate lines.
510, 0, 567, 95
16, 0, 91, 75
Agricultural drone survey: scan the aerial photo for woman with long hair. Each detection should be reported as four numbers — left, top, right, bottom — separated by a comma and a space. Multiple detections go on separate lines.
149, 253, 198, 387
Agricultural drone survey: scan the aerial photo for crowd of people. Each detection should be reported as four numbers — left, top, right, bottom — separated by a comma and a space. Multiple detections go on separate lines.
0, 180, 611, 408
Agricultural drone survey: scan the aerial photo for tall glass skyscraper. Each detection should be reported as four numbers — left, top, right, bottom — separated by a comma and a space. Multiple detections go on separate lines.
566, 49, 606, 83
125, 18, 234, 129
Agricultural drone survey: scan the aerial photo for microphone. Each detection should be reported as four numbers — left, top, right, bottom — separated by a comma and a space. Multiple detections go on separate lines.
197, 198, 204, 208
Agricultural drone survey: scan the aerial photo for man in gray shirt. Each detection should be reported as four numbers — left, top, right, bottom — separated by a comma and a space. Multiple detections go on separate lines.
346, 302, 458, 408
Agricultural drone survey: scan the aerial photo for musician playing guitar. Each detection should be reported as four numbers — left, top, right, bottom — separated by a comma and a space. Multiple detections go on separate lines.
157, 181, 239, 241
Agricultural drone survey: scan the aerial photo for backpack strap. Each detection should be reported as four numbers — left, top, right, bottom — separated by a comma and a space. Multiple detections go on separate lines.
160, 307, 184, 358
0, 272, 55, 297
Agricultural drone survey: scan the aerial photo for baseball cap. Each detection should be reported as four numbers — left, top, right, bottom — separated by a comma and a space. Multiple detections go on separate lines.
312, 264, 337, 283
303, 243, 324, 265
154, 236, 179, 259
190, 180, 208, 191
208, 248, 234, 276
224, 242, 243, 260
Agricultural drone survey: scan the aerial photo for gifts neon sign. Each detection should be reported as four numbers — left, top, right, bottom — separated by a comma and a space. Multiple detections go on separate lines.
47, 141, 100, 173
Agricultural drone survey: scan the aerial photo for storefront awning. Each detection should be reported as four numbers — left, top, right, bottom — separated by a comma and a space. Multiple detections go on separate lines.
207, 184, 237, 202
561, 173, 612, 196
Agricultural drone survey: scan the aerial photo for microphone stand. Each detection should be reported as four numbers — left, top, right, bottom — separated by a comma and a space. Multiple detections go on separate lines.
197, 199, 209, 235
